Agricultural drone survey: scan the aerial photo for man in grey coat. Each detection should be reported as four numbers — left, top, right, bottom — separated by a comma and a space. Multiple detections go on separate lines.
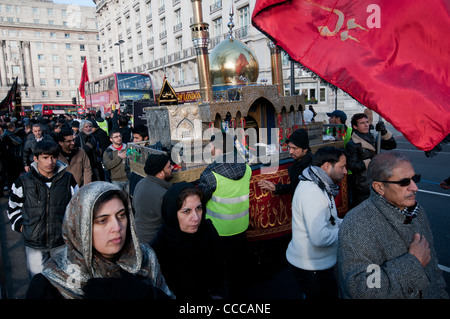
133, 153, 173, 246
337, 152, 448, 299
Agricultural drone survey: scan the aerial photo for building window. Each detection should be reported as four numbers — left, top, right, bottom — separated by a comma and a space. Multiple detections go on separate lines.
319, 87, 326, 103
56, 91, 63, 97
12, 65, 20, 75
37, 54, 44, 61
55, 79, 61, 86
51, 43, 58, 50
176, 36, 182, 51
40, 79, 46, 86
39, 66, 46, 74
53, 67, 60, 75
179, 66, 184, 84
50, 32, 56, 38
32, 7, 39, 14
80, 44, 85, 51
213, 17, 222, 38
41, 91, 48, 98
238, 5, 250, 27
52, 55, 59, 62
67, 55, 72, 62
81, 56, 86, 63
65, 33, 70, 39
47, 8, 53, 16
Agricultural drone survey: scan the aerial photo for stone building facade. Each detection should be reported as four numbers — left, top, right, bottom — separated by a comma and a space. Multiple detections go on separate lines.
0, 0, 100, 110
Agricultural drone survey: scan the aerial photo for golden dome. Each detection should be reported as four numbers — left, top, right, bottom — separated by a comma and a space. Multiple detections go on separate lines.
209, 37, 259, 88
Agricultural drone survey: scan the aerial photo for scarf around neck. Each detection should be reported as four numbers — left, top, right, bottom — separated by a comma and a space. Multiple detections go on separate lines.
300, 165, 340, 206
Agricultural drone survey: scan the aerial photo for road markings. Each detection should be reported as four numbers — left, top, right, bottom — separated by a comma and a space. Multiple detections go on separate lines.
395, 148, 450, 155
438, 264, 450, 273
417, 189, 450, 197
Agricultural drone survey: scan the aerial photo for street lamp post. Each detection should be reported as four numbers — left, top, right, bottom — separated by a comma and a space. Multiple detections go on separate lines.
114, 40, 125, 72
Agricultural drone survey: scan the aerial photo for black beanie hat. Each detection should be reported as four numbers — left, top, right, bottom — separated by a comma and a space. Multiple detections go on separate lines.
286, 129, 310, 149
144, 153, 170, 176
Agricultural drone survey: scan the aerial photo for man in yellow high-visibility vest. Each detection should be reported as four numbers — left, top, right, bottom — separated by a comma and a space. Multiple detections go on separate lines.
199, 132, 251, 299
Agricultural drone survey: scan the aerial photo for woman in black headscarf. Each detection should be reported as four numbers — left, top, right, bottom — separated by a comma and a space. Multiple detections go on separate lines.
151, 182, 225, 299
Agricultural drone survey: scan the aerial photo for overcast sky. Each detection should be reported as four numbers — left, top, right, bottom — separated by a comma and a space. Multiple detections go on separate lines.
52, 0, 95, 7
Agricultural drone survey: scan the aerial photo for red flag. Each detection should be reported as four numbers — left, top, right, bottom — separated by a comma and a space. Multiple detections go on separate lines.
252, 0, 450, 151
79, 60, 89, 99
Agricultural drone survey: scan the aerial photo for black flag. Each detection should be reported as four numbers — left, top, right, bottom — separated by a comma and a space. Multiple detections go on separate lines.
0, 76, 18, 113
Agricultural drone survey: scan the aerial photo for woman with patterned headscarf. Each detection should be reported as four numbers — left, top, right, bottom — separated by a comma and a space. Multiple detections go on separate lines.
26, 181, 174, 299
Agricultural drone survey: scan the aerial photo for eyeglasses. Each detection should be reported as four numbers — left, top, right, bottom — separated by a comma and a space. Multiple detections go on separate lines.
379, 174, 421, 187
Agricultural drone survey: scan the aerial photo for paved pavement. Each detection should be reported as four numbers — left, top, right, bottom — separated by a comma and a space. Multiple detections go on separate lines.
0, 194, 30, 299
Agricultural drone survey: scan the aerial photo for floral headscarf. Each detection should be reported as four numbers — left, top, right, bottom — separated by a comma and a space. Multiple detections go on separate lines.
42, 181, 173, 299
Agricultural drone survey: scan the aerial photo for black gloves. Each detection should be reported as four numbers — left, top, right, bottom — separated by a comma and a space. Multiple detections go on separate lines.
375, 121, 387, 135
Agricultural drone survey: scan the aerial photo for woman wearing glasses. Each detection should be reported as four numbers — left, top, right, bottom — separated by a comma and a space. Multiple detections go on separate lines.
337, 152, 448, 299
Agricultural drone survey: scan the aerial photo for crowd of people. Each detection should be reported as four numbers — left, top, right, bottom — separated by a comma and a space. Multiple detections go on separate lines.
0, 109, 448, 300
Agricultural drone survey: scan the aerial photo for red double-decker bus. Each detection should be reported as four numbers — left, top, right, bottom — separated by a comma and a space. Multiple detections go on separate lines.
33, 103, 82, 116
83, 72, 156, 116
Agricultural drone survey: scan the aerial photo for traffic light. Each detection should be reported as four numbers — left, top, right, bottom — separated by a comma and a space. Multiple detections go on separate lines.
72, 97, 77, 105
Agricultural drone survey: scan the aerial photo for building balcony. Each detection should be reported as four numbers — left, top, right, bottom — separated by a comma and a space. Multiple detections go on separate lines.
210, 0, 222, 13
234, 26, 249, 39
173, 23, 182, 33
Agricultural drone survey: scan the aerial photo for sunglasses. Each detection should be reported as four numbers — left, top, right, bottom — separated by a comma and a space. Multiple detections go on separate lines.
379, 174, 421, 187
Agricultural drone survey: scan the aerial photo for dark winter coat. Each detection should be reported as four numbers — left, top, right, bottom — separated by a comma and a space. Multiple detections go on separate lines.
337, 190, 448, 299
345, 130, 397, 205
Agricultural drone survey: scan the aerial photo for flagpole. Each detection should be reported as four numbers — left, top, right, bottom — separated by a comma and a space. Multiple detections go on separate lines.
376, 115, 383, 154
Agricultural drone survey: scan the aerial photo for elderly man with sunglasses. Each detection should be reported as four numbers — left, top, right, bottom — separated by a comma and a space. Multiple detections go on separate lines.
337, 152, 448, 299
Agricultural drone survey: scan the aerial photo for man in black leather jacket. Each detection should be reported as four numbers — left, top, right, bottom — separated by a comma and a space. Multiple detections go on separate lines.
345, 113, 397, 208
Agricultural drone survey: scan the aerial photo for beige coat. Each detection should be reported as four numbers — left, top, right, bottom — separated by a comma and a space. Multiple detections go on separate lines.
58, 148, 92, 187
